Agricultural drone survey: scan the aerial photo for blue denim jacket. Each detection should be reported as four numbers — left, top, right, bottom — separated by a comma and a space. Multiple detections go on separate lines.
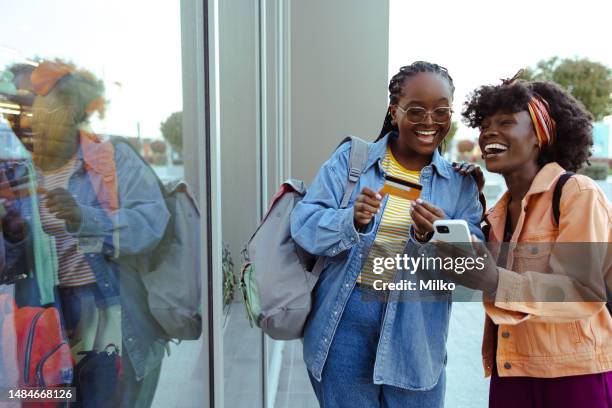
290, 132, 484, 390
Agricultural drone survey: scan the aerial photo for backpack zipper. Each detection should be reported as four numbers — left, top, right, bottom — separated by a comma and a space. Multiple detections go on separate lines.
35, 341, 67, 388
23, 310, 44, 384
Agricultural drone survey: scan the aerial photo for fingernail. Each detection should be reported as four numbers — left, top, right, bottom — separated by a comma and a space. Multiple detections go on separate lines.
416, 198, 423, 204
375, 193, 382, 200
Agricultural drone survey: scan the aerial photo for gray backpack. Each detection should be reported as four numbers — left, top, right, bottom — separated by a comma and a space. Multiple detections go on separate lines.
240, 136, 369, 340
111, 138, 202, 340
140, 179, 202, 340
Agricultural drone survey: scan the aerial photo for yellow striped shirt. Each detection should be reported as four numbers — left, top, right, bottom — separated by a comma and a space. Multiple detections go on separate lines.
357, 146, 420, 286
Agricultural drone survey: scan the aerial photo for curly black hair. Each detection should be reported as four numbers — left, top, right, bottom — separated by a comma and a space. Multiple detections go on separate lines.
462, 80, 593, 172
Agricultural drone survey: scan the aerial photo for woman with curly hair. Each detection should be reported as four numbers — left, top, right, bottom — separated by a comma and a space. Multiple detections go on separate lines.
456, 72, 612, 407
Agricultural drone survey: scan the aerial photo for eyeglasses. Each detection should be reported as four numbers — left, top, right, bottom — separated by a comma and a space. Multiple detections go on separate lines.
396, 106, 453, 124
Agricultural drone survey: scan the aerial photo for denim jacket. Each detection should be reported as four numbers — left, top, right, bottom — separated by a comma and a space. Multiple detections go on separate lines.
290, 132, 484, 390
11, 139, 170, 380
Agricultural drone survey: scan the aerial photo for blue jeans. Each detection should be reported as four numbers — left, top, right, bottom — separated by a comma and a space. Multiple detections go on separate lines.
308, 285, 446, 408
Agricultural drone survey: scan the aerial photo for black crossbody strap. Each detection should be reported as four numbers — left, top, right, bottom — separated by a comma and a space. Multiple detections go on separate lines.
552, 172, 575, 225
552, 171, 611, 314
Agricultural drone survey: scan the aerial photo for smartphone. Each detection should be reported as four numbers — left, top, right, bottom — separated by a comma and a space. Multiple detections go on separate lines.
379, 174, 422, 201
432, 219, 472, 243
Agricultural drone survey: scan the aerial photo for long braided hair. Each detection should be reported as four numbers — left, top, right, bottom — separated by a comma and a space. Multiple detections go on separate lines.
376, 61, 455, 142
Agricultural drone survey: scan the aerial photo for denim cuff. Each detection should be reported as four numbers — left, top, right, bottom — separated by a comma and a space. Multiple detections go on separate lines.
67, 205, 118, 256
323, 207, 372, 257
66, 205, 110, 235
342, 206, 375, 243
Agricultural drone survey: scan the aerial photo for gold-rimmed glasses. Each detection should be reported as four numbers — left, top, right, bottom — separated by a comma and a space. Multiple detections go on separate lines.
396, 106, 453, 124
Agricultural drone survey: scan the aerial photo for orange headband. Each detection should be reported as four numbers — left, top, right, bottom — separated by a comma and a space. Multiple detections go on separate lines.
502, 69, 556, 148
526, 94, 556, 148
31, 60, 74, 96
30, 60, 105, 117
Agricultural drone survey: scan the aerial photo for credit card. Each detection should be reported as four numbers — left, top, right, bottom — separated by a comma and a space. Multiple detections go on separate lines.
379, 175, 422, 201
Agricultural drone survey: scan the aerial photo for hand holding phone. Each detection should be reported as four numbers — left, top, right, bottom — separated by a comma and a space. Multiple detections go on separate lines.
431, 220, 474, 275
432, 221, 499, 292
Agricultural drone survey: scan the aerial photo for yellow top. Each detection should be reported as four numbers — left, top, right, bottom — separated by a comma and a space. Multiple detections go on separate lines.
357, 146, 420, 286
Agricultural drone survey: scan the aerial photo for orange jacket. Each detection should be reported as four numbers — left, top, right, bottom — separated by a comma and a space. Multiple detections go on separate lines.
482, 162, 612, 378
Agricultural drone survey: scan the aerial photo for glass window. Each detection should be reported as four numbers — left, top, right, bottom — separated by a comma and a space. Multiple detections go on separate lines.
0, 2, 207, 406
218, 0, 264, 406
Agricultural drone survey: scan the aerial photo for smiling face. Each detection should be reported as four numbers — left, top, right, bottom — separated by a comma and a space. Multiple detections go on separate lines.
389, 72, 453, 156
479, 110, 540, 174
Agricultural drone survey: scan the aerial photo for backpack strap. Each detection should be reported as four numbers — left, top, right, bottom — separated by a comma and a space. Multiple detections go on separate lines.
310, 136, 369, 278
338, 136, 369, 209
551, 171, 611, 314
552, 172, 575, 226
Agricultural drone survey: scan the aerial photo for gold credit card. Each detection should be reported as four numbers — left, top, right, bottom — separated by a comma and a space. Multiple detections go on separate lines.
379, 175, 422, 201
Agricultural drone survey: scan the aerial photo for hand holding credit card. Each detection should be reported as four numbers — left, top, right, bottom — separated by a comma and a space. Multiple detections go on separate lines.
379, 174, 422, 200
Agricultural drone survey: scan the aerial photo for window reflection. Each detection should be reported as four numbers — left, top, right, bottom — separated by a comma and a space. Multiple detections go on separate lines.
1, 29, 202, 408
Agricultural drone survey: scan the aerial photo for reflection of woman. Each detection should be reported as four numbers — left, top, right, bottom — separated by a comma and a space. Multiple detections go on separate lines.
291, 61, 484, 407
9, 60, 170, 407
460, 75, 612, 407
29, 62, 119, 353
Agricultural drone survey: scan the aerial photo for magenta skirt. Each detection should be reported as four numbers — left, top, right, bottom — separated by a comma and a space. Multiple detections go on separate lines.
489, 367, 612, 408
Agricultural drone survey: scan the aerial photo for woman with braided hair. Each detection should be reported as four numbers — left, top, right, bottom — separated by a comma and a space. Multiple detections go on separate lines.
291, 61, 484, 407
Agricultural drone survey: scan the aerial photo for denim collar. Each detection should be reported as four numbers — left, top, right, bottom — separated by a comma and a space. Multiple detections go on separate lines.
365, 131, 450, 179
